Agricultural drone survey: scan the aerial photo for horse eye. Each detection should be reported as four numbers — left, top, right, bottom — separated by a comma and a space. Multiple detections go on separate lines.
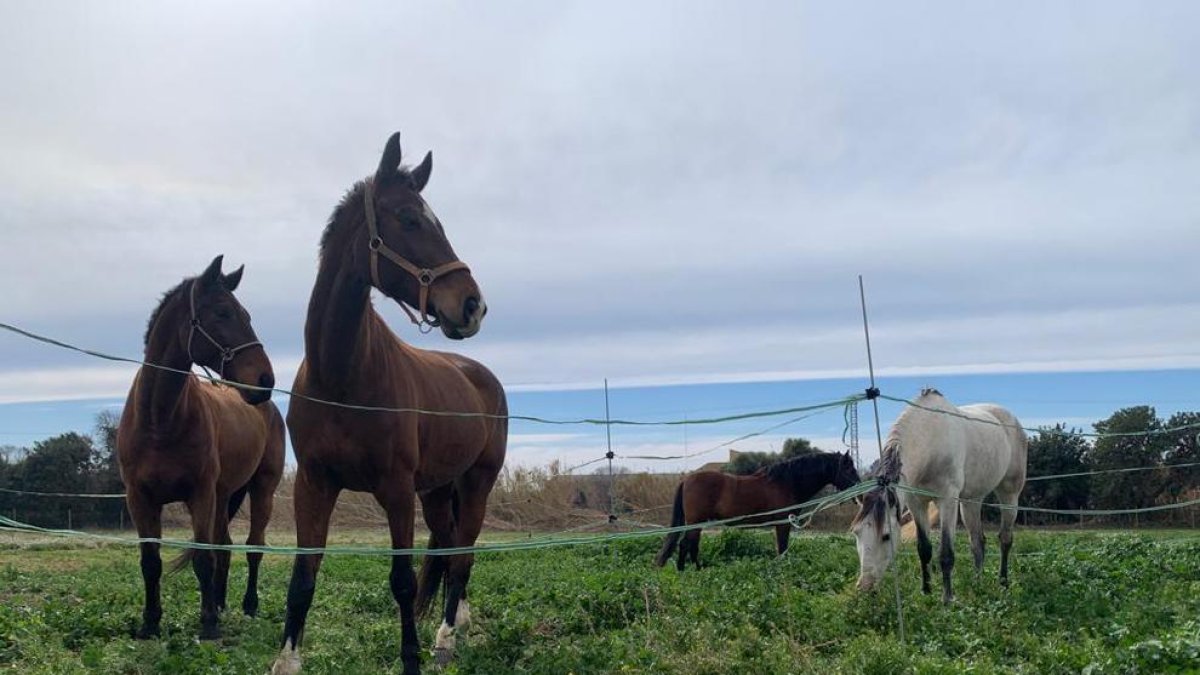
393, 209, 421, 231
214, 307, 233, 320
881, 533, 891, 542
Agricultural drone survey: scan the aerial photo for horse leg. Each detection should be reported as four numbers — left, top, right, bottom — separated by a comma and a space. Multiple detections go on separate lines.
212, 499, 232, 613
416, 484, 455, 620
186, 487, 221, 640
995, 489, 1020, 588
774, 524, 791, 556
128, 493, 163, 639
377, 476, 421, 675
684, 529, 702, 570
273, 469, 339, 675
243, 472, 277, 617
434, 467, 499, 664
907, 496, 934, 595
936, 496, 959, 604
959, 499, 986, 575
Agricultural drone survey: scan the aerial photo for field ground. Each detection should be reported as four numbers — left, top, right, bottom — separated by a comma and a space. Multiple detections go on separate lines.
1, 528, 1199, 674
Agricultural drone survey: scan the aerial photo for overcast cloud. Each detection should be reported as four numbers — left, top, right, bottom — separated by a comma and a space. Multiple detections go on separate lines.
2, 2, 1199, 404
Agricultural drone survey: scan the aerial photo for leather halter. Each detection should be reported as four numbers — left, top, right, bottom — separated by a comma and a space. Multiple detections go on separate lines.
363, 179, 469, 333
187, 279, 262, 381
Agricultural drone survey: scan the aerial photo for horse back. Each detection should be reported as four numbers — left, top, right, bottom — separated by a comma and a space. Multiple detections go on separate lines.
957, 403, 1027, 497
682, 470, 788, 523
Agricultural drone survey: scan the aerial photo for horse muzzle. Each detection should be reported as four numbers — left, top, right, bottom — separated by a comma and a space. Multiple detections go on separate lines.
438, 297, 486, 340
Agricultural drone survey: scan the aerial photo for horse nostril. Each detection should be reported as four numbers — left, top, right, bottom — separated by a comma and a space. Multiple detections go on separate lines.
464, 297, 480, 323
258, 373, 275, 391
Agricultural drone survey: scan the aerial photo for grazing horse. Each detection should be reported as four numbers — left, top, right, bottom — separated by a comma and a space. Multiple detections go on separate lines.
272, 133, 506, 675
117, 256, 284, 640
655, 451, 860, 570
852, 388, 1027, 603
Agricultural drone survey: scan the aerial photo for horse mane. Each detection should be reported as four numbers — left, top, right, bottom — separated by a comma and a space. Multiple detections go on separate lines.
143, 278, 192, 347
851, 438, 903, 530
850, 487, 900, 530
761, 453, 835, 487
876, 436, 902, 482
319, 166, 418, 258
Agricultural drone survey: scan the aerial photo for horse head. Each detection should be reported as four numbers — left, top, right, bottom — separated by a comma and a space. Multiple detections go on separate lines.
850, 485, 902, 592
185, 255, 274, 404
359, 132, 486, 340
832, 451, 861, 491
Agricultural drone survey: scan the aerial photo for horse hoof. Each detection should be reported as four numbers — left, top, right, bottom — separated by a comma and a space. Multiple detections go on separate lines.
199, 625, 221, 641
134, 625, 160, 640
433, 647, 453, 666
271, 640, 303, 675
242, 598, 259, 618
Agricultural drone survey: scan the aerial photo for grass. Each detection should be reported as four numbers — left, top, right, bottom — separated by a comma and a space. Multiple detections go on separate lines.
0, 528, 1198, 673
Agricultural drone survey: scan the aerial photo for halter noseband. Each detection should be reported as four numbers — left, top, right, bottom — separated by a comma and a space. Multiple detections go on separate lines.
363, 179, 469, 333
187, 279, 262, 381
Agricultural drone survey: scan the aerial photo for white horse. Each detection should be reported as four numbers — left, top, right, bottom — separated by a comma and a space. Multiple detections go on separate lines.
852, 388, 1027, 603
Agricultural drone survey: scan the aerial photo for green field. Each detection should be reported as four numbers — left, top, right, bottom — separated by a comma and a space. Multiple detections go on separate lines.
1, 529, 1198, 674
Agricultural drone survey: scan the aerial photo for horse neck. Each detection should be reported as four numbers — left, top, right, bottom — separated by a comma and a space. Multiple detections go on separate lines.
304, 202, 387, 392
772, 459, 821, 500
137, 300, 196, 431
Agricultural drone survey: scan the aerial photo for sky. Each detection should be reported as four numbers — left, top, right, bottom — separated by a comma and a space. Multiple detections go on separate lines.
1, 2, 1198, 472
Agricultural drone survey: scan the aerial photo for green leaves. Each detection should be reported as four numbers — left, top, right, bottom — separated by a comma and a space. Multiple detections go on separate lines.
1, 530, 1198, 672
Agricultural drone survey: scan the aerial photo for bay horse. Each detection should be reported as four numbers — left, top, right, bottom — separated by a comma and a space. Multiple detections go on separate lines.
272, 132, 506, 675
851, 388, 1027, 603
655, 451, 860, 570
117, 255, 284, 640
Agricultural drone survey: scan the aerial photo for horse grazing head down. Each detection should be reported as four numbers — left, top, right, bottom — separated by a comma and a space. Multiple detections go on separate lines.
850, 486, 902, 591
185, 255, 274, 404
359, 132, 486, 340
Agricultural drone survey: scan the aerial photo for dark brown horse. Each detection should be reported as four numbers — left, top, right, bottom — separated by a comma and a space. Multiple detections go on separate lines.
117, 255, 285, 640
655, 451, 860, 570
272, 133, 506, 675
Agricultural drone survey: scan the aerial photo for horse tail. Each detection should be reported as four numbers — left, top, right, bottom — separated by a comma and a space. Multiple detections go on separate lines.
167, 487, 249, 575
654, 482, 686, 567
415, 488, 460, 618
167, 548, 194, 575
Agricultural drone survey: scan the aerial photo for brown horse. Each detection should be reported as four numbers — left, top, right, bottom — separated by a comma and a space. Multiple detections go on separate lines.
117, 255, 285, 640
655, 451, 860, 570
272, 133, 506, 675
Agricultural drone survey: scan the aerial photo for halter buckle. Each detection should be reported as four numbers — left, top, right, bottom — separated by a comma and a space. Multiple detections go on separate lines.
418, 322, 434, 334
368, 236, 383, 251
417, 269, 435, 286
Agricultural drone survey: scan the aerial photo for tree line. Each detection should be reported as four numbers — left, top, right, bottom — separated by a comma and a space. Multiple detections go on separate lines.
0, 405, 1197, 530
0, 410, 126, 528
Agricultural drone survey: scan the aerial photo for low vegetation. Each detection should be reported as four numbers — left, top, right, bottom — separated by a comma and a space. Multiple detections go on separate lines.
1, 529, 1197, 673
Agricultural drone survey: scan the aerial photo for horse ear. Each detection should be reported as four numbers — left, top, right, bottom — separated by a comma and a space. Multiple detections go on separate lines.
222, 264, 244, 292
411, 151, 433, 193
375, 132, 402, 184
199, 255, 224, 289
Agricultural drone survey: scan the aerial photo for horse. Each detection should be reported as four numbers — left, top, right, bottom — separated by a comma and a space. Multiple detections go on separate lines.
655, 451, 860, 570
272, 132, 506, 675
117, 255, 285, 640
851, 388, 1027, 603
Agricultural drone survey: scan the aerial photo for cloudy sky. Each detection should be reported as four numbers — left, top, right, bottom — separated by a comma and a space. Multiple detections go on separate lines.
1, 2, 1198, 469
